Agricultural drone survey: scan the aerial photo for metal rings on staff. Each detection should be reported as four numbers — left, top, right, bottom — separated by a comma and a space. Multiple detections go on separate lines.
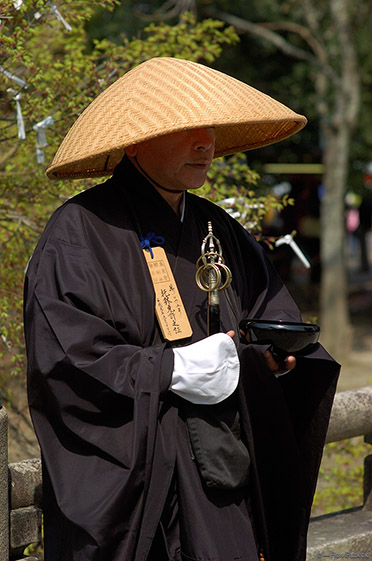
195, 260, 232, 293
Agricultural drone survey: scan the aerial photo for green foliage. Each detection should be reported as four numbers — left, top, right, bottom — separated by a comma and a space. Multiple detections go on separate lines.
1, 0, 119, 376
23, 543, 44, 560
311, 437, 372, 517
92, 12, 239, 65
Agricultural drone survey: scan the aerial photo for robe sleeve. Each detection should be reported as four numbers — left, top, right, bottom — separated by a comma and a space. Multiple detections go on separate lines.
24, 222, 175, 553
238, 345, 339, 561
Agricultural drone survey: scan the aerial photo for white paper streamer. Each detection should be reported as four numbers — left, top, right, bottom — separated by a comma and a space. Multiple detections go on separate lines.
33, 115, 54, 163
1, 334, 11, 351
275, 234, 311, 269
0, 66, 28, 89
98, 68, 119, 86
47, 2, 72, 31
7, 88, 26, 140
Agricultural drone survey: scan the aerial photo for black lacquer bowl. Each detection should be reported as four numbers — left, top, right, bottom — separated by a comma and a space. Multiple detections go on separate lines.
239, 319, 320, 356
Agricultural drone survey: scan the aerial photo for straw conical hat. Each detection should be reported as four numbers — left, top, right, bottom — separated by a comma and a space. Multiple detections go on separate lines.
46, 57, 307, 179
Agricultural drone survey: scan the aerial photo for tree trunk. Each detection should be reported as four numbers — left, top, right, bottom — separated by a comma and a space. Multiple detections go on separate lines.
319, 123, 352, 358
318, 0, 360, 359
204, 1, 361, 359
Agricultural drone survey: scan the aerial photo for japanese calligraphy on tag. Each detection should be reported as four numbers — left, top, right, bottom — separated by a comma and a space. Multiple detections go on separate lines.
143, 246, 193, 341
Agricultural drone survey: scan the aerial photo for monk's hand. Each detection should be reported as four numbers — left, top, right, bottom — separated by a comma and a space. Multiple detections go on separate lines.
239, 328, 296, 374
264, 349, 296, 374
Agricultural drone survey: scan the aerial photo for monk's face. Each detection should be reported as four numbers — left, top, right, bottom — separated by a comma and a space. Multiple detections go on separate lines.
126, 127, 215, 192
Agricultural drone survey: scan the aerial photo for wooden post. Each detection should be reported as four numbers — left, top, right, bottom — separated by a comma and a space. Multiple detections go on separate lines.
0, 404, 9, 561
363, 434, 372, 510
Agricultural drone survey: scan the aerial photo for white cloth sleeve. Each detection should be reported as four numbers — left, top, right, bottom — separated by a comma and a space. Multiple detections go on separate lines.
171, 333, 240, 405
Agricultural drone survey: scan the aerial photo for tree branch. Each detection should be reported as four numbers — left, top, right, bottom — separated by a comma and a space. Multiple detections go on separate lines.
0, 209, 40, 232
259, 21, 327, 65
135, 0, 196, 21
205, 8, 339, 85
0, 142, 19, 168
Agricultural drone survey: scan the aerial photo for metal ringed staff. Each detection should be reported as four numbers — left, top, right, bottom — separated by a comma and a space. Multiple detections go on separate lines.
195, 221, 232, 335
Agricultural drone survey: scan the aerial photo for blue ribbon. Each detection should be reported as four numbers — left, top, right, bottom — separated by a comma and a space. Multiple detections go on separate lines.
140, 232, 165, 259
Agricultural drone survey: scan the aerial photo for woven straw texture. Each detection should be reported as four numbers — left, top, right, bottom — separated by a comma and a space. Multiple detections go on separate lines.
47, 57, 307, 179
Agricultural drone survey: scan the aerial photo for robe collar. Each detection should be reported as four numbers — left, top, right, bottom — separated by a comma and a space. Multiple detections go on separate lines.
111, 155, 186, 254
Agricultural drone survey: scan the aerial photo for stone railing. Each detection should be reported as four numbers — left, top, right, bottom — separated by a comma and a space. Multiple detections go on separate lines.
1, 387, 372, 560
307, 386, 372, 560
8, 458, 42, 561
0, 406, 41, 561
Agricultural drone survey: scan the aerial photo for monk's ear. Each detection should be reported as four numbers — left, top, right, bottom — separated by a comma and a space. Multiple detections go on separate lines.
125, 144, 138, 157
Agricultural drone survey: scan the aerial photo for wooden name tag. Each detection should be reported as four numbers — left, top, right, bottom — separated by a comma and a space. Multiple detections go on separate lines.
143, 246, 193, 341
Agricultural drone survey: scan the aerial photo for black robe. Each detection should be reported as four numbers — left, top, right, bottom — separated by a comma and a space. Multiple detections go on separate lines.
24, 157, 340, 561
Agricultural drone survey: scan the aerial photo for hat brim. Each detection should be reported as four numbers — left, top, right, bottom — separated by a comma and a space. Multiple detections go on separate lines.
46, 57, 307, 180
